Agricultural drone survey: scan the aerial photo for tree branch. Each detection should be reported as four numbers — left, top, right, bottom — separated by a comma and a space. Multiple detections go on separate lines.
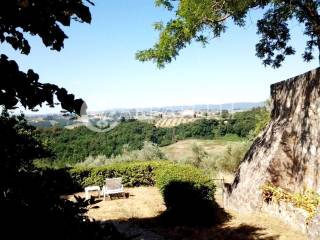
202, 14, 231, 26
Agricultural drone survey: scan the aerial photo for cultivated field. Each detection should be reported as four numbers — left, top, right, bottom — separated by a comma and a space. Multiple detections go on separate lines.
155, 118, 197, 128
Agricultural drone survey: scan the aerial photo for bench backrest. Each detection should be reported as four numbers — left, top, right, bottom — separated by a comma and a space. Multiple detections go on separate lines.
105, 177, 123, 190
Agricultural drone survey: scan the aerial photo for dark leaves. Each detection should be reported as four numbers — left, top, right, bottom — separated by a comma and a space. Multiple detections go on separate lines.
0, 54, 84, 115
0, 0, 93, 55
155, 0, 176, 11
0, 0, 91, 114
255, 6, 295, 68
303, 51, 314, 61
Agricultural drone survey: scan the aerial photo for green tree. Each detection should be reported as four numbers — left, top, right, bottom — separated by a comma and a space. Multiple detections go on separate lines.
191, 143, 208, 168
220, 110, 230, 119
137, 0, 320, 68
2, 112, 124, 239
0, 0, 94, 114
0, 2, 126, 239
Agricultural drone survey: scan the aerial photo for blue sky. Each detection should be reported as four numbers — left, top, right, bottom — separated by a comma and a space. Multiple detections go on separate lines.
1, 0, 319, 114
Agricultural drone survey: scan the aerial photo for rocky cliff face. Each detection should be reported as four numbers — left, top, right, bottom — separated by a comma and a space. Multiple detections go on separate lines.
225, 68, 320, 214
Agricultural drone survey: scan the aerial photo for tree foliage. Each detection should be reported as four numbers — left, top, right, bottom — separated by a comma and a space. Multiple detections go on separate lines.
0, 111, 123, 239
0, 111, 48, 191
0, 0, 94, 114
35, 108, 269, 167
191, 143, 208, 168
137, 0, 320, 68
0, 3, 127, 239
35, 120, 159, 167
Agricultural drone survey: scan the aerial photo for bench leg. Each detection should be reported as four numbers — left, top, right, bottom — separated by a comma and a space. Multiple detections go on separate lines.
104, 193, 110, 201
85, 190, 89, 200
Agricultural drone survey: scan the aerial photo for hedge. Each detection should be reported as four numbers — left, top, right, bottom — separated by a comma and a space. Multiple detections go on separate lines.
68, 161, 171, 189
155, 164, 216, 225
47, 161, 217, 225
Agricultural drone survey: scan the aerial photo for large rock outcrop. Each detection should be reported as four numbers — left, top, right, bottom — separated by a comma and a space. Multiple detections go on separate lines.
225, 68, 320, 230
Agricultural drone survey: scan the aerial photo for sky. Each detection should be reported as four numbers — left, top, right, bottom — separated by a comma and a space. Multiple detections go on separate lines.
1, 0, 319, 114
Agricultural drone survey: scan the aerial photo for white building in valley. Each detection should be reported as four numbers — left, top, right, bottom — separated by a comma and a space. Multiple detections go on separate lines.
181, 109, 195, 117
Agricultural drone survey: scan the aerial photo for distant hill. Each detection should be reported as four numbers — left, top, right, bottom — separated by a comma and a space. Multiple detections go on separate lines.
157, 102, 265, 111
26, 101, 265, 128
116, 102, 265, 112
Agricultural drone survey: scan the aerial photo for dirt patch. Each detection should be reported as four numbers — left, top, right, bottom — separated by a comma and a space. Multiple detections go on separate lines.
67, 187, 307, 240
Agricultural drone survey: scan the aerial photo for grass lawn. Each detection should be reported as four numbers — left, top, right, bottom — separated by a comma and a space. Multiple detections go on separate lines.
68, 187, 307, 240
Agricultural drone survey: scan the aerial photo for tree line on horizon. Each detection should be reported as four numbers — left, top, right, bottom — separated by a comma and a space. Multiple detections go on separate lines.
34, 107, 269, 168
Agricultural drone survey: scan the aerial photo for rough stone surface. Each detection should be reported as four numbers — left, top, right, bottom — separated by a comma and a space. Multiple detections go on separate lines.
261, 201, 309, 233
307, 208, 320, 240
225, 68, 320, 236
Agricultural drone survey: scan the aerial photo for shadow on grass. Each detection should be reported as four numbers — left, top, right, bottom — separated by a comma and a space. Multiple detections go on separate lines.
87, 179, 280, 240
99, 205, 279, 240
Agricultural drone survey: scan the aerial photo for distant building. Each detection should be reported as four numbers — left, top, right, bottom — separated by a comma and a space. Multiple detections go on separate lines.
181, 109, 195, 118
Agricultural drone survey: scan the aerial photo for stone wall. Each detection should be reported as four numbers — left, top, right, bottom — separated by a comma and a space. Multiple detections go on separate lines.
308, 208, 320, 240
224, 68, 320, 237
260, 201, 308, 233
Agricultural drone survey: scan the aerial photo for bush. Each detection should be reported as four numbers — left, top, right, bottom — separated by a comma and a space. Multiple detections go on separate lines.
2, 170, 125, 240
40, 168, 82, 194
69, 161, 171, 189
262, 183, 320, 222
203, 142, 250, 173
189, 143, 208, 168
77, 141, 166, 167
155, 164, 216, 225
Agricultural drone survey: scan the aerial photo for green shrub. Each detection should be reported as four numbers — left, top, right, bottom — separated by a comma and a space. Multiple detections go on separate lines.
76, 141, 166, 167
189, 143, 208, 168
155, 164, 216, 225
262, 183, 320, 222
40, 168, 82, 194
69, 161, 171, 189
203, 142, 250, 173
